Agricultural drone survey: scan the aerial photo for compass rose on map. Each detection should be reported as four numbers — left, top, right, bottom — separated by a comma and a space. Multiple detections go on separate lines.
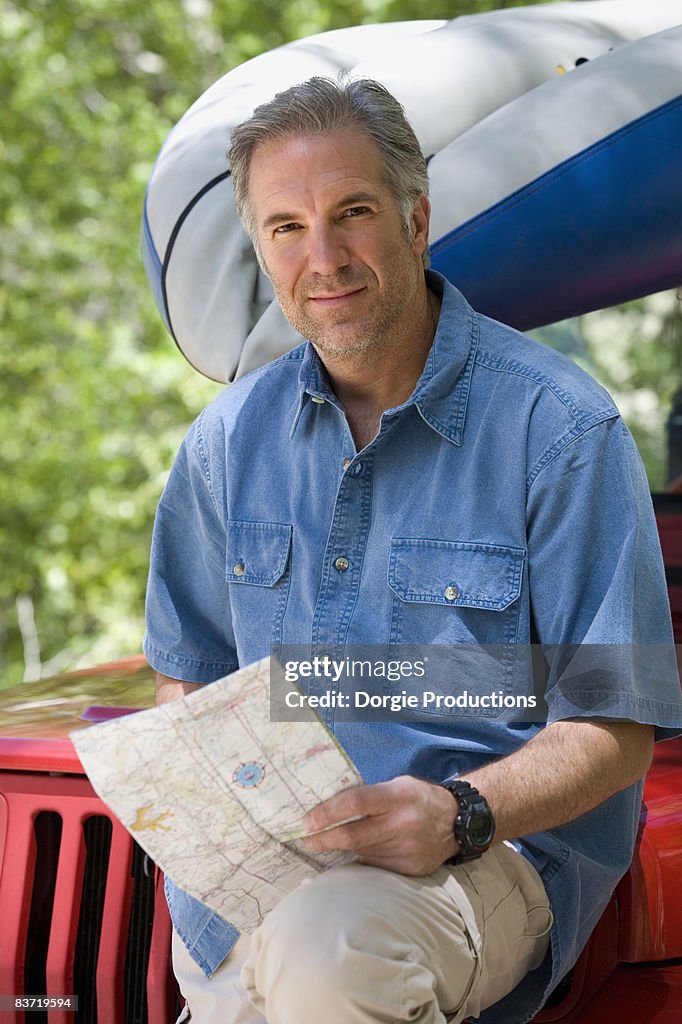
233, 761, 265, 788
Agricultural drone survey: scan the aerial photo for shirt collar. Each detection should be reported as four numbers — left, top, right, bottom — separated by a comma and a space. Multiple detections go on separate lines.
290, 271, 478, 445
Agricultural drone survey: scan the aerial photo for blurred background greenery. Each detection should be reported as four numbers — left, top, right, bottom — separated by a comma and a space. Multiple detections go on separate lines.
2, 0, 680, 688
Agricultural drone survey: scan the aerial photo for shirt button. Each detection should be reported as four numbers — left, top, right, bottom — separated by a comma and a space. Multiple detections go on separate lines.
444, 585, 459, 601
233, 561, 245, 577
334, 556, 350, 573
311, 396, 325, 404
343, 458, 352, 470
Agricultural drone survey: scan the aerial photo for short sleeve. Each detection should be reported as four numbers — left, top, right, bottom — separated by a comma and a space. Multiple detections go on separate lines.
526, 416, 682, 741
143, 412, 238, 683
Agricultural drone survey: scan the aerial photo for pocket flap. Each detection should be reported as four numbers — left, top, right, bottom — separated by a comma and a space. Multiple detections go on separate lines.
389, 539, 525, 610
226, 520, 292, 586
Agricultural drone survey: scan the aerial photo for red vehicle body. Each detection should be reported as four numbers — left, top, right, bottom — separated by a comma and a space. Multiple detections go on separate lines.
0, 498, 681, 1024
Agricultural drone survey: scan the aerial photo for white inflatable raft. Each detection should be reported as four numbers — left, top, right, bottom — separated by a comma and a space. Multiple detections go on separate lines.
142, 0, 682, 383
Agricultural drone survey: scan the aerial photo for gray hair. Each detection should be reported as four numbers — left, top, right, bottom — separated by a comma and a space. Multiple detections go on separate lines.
229, 76, 430, 268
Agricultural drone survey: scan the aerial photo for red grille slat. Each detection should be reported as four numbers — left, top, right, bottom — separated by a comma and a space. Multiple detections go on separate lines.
96, 825, 134, 1024
45, 815, 87, 1024
147, 868, 177, 1024
0, 791, 37, 1021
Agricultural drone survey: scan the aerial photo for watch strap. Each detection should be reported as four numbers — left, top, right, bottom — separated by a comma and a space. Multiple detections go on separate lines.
440, 779, 495, 866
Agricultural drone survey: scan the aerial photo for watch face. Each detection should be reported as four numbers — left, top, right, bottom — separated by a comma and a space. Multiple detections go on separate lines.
469, 811, 494, 847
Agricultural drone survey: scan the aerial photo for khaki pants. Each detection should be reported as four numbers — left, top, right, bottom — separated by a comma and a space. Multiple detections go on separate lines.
172, 843, 552, 1024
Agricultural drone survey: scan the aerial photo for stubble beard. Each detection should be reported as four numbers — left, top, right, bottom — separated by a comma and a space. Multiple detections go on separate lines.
268, 249, 422, 362
295, 292, 412, 361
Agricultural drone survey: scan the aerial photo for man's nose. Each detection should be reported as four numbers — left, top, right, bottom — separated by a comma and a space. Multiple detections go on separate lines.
306, 223, 349, 275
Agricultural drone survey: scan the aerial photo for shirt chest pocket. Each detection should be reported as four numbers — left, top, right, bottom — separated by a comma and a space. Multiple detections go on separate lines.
388, 539, 525, 645
226, 520, 292, 653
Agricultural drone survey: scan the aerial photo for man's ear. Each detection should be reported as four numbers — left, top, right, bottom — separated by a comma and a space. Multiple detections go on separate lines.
411, 194, 430, 261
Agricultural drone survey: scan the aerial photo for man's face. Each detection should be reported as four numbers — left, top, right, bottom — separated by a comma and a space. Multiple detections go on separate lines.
247, 128, 430, 360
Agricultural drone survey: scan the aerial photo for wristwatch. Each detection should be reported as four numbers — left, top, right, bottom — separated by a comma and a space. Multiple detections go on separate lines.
440, 779, 496, 865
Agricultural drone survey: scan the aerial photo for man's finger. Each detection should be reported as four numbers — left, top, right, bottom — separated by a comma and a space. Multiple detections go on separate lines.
301, 781, 393, 832
285, 813, 366, 841
302, 811, 397, 853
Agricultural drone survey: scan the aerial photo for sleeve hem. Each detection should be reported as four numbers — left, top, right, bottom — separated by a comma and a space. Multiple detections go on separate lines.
143, 637, 238, 684
546, 700, 682, 742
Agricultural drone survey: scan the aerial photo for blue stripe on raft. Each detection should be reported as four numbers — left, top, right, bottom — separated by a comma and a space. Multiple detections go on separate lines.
430, 95, 682, 330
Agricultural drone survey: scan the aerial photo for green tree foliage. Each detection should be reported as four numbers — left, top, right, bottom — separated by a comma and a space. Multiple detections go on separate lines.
1, 0, 677, 687
577, 294, 681, 487
533, 292, 681, 488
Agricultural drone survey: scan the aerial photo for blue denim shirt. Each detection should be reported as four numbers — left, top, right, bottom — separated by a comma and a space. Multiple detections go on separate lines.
144, 273, 682, 1024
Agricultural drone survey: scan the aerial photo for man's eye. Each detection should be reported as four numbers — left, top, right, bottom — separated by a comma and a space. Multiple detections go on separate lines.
344, 206, 370, 218
274, 223, 299, 234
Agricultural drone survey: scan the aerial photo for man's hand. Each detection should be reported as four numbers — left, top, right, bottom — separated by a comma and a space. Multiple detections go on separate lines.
301, 775, 458, 875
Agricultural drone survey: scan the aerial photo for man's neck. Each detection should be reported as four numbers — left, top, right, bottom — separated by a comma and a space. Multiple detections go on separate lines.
319, 283, 441, 451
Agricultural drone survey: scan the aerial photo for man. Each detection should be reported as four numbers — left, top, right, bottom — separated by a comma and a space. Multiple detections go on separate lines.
144, 77, 682, 1024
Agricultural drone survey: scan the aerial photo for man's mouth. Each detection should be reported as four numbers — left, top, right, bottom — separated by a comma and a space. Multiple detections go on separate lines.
308, 287, 366, 306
